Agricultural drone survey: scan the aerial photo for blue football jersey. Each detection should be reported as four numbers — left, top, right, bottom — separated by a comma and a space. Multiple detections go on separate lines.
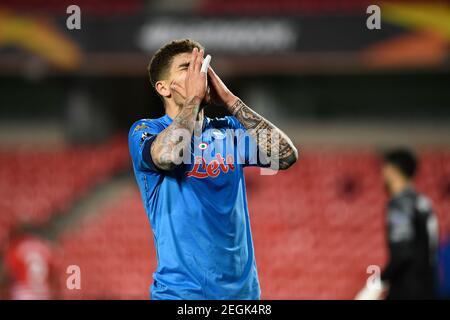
128, 114, 261, 300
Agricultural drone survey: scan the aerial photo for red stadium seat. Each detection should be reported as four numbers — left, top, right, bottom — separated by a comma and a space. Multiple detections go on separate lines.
0, 137, 130, 241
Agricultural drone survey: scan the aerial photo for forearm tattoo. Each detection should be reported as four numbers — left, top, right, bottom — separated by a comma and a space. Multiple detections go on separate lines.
151, 97, 202, 171
230, 99, 298, 170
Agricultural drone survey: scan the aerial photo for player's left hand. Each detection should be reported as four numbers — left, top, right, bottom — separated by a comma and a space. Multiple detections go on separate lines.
207, 66, 238, 110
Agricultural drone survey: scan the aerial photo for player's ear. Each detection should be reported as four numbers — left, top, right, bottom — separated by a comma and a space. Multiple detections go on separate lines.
155, 80, 171, 98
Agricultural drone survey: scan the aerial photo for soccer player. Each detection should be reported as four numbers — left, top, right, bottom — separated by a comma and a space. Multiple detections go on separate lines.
2, 225, 56, 300
356, 148, 439, 300
381, 149, 439, 299
128, 39, 298, 300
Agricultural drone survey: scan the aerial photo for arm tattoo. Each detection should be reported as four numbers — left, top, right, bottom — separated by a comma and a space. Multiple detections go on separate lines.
230, 99, 298, 170
150, 97, 202, 171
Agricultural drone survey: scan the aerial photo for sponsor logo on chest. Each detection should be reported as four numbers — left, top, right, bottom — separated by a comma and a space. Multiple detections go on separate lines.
186, 153, 235, 178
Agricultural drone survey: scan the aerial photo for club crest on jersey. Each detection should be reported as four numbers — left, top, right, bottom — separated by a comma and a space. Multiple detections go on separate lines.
186, 154, 235, 178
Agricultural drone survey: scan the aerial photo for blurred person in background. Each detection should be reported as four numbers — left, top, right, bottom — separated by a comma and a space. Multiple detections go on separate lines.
1, 224, 57, 300
357, 148, 439, 300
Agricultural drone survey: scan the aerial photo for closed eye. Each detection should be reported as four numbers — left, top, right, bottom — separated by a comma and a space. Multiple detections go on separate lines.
179, 62, 189, 70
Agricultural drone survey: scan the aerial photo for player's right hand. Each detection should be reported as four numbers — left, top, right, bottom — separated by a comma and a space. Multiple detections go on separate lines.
179, 47, 207, 102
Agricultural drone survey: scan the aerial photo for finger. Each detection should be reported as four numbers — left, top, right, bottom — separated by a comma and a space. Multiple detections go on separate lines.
189, 47, 197, 74
170, 78, 181, 90
192, 48, 200, 74
207, 66, 221, 88
195, 49, 204, 73
170, 81, 186, 98
201, 54, 211, 73
207, 66, 220, 80
170, 81, 184, 94
207, 65, 216, 76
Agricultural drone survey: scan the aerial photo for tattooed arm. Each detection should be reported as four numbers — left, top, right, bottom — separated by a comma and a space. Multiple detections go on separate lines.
150, 96, 202, 171
229, 99, 298, 170
207, 66, 298, 170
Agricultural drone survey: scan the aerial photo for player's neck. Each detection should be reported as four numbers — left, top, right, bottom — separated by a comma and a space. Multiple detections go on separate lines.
390, 178, 412, 197
164, 100, 181, 120
164, 100, 204, 128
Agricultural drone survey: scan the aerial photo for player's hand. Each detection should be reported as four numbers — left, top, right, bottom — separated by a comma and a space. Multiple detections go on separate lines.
207, 66, 238, 110
171, 47, 207, 103
170, 78, 186, 101
354, 282, 388, 300
170, 76, 210, 105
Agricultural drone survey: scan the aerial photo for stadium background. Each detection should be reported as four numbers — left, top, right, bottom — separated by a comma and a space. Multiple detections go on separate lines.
1, 0, 450, 299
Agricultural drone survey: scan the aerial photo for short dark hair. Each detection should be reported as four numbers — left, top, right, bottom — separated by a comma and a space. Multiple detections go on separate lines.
148, 39, 204, 90
383, 148, 418, 179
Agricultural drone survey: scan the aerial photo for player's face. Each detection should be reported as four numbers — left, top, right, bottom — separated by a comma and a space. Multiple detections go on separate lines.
168, 52, 194, 106
167, 51, 209, 107
382, 163, 397, 195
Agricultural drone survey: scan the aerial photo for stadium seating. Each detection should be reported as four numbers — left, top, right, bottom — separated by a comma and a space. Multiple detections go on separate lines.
58, 186, 155, 299
0, 136, 129, 245
56, 149, 450, 299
